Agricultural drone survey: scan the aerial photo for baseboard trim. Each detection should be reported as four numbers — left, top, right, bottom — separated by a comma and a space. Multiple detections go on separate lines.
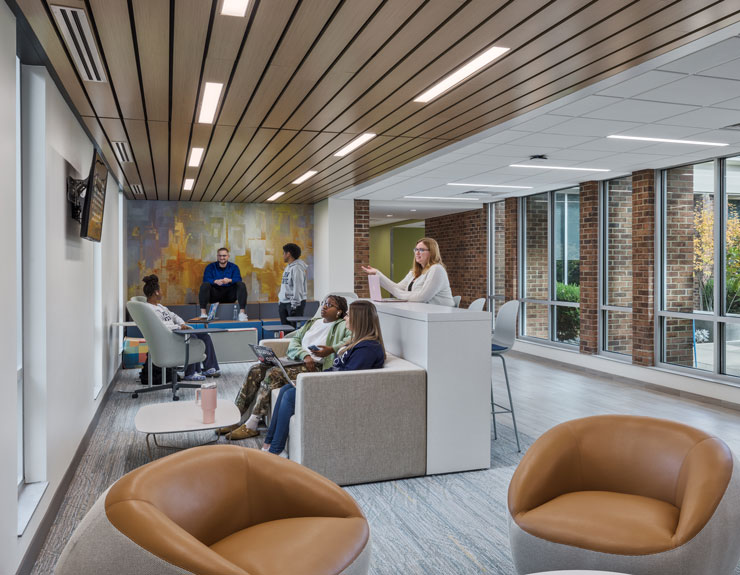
15, 366, 123, 575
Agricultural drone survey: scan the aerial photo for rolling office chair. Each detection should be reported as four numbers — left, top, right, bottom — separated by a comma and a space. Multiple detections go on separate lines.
491, 299, 521, 452
468, 298, 486, 311
126, 300, 206, 400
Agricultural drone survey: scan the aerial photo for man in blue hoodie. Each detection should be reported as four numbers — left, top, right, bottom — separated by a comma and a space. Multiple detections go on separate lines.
278, 243, 308, 326
198, 247, 248, 320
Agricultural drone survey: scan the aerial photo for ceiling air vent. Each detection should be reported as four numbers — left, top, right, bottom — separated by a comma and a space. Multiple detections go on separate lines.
112, 141, 132, 163
131, 185, 144, 196
50, 5, 107, 83
722, 123, 740, 131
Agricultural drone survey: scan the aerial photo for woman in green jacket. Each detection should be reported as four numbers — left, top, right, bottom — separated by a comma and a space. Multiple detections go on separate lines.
220, 294, 351, 440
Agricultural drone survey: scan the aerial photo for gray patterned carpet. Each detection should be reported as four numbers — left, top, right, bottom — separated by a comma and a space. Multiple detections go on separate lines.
31, 363, 530, 575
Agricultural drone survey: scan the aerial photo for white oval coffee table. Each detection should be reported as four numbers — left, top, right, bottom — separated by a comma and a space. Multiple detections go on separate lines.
135, 401, 240, 459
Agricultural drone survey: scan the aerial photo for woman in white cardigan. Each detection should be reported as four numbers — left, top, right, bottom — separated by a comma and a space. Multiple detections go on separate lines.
361, 237, 455, 307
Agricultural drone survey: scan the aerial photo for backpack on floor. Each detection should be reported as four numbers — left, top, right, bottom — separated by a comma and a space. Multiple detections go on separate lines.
138, 353, 180, 385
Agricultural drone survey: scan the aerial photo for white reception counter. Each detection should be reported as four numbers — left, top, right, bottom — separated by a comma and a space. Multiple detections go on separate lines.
373, 301, 492, 475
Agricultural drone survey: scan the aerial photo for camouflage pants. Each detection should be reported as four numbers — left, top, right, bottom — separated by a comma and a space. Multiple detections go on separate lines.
234, 362, 311, 418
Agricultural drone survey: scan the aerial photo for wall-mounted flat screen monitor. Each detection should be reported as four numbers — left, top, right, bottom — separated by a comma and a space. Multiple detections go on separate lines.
80, 149, 108, 242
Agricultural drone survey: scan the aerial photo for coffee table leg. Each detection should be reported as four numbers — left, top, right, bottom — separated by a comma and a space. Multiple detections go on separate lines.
144, 432, 220, 459
145, 434, 154, 460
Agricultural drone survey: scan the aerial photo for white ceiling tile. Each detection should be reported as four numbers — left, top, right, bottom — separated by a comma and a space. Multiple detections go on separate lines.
545, 148, 614, 162
477, 130, 530, 144
614, 125, 708, 139
623, 142, 719, 156
656, 107, 740, 129
508, 132, 596, 147
506, 115, 571, 132
636, 76, 740, 106
550, 95, 622, 116
714, 96, 740, 111
452, 141, 498, 156
570, 138, 655, 152
659, 38, 740, 74
596, 71, 685, 98
690, 129, 740, 144
583, 99, 697, 123
542, 117, 641, 137
698, 58, 740, 81
479, 143, 561, 157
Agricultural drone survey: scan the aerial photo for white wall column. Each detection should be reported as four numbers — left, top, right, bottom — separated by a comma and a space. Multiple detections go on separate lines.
314, 197, 355, 298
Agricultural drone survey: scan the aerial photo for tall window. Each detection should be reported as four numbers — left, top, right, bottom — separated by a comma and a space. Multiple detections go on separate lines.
659, 160, 720, 374
521, 188, 580, 345
602, 177, 632, 356
16, 56, 23, 489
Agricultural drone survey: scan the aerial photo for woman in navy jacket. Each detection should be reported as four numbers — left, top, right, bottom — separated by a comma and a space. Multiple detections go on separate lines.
262, 300, 385, 456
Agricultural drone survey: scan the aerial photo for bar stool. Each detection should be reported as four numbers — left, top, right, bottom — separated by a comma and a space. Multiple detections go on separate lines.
491, 300, 521, 452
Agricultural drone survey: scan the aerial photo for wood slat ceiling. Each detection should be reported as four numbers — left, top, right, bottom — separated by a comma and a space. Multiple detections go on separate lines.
15, 0, 740, 203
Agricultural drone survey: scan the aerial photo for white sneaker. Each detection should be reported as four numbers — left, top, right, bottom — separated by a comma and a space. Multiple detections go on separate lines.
199, 312, 207, 318
184, 373, 206, 381
278, 450, 288, 459
238, 312, 248, 321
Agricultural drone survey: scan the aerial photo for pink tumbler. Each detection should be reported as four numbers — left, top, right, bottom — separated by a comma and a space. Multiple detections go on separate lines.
195, 382, 217, 424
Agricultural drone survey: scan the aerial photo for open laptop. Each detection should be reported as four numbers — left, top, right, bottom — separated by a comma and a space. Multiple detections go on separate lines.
189, 302, 219, 323
368, 274, 403, 302
249, 344, 303, 382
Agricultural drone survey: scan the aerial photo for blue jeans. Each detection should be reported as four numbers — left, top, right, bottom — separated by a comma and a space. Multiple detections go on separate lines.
185, 333, 219, 376
264, 384, 296, 454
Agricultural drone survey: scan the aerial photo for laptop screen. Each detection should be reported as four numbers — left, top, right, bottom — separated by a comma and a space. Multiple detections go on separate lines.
368, 274, 382, 301
207, 302, 219, 321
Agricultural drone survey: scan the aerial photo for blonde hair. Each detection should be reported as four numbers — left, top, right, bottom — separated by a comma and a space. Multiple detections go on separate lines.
412, 237, 445, 278
341, 300, 385, 357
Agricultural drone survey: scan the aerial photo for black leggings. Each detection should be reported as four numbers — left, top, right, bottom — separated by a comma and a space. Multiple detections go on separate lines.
199, 281, 247, 309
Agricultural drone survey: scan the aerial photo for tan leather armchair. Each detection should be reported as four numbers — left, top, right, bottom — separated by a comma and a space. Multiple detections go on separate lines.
55, 445, 371, 575
508, 415, 740, 575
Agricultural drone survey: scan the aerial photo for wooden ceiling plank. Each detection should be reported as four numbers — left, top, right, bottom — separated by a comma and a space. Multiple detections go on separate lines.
88, 0, 144, 120
124, 119, 156, 196
194, 124, 235, 201
303, 0, 470, 133
203, 126, 258, 201
169, 121, 191, 199
218, 0, 298, 126
171, 0, 211, 126
423, 2, 740, 141
132, 0, 169, 122
81, 115, 131, 197
17, 0, 94, 116
217, 128, 285, 200
262, 0, 382, 129
148, 120, 169, 197
282, 0, 425, 131
324, 0, 556, 136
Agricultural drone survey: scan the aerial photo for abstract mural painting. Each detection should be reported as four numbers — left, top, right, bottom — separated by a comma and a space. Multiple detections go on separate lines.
127, 201, 313, 303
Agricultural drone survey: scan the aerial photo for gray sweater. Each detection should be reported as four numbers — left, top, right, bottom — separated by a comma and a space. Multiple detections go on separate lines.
278, 258, 308, 307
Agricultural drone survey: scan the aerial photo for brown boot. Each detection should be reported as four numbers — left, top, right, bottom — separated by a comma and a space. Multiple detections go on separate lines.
228, 424, 260, 440
215, 423, 240, 436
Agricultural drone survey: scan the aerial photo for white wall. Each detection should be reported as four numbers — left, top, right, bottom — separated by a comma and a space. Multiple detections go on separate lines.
0, 49, 122, 572
314, 197, 355, 299
0, 1, 18, 571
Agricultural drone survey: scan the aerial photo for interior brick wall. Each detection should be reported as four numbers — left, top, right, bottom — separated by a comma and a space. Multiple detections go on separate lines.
579, 181, 599, 354
605, 177, 633, 355
632, 169, 656, 367
354, 200, 370, 298
505, 198, 518, 305
493, 202, 506, 315
523, 195, 548, 338
424, 208, 487, 308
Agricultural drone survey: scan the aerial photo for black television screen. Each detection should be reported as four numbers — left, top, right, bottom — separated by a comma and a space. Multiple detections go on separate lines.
80, 149, 108, 242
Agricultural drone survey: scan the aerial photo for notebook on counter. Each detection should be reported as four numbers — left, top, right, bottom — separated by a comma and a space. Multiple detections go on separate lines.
368, 274, 402, 302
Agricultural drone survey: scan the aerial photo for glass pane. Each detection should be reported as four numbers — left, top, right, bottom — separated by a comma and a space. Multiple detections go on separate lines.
523, 302, 548, 339
555, 305, 579, 345
554, 188, 580, 297
663, 317, 713, 371
493, 202, 505, 303
664, 162, 714, 313
725, 157, 740, 315
605, 177, 632, 307
724, 323, 740, 377
604, 310, 632, 355
524, 193, 549, 299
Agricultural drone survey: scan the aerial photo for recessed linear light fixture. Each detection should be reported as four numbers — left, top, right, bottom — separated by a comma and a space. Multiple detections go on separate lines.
221, 0, 250, 17
334, 133, 377, 157
404, 195, 482, 201
607, 135, 728, 146
292, 170, 318, 185
183, 178, 194, 191
510, 164, 610, 172
188, 147, 204, 167
410, 209, 417, 212
414, 45, 509, 103
447, 182, 533, 189
266, 191, 285, 202
198, 82, 223, 124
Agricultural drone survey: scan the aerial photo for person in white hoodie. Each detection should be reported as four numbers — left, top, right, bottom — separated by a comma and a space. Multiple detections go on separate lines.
278, 243, 308, 326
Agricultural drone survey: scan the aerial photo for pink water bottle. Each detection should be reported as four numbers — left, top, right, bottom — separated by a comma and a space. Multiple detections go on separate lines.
195, 382, 217, 424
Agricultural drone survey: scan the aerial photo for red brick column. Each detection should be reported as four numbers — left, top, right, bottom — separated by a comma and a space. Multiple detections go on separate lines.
505, 198, 518, 303
424, 208, 488, 308
632, 169, 655, 367
579, 181, 599, 354
354, 200, 370, 298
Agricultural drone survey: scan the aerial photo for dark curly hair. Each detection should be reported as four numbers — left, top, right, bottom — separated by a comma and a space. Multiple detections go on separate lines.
283, 243, 302, 260
325, 294, 348, 318
142, 274, 160, 298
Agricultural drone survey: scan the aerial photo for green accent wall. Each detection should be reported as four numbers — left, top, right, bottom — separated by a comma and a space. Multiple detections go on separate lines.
392, 227, 423, 282
370, 221, 424, 297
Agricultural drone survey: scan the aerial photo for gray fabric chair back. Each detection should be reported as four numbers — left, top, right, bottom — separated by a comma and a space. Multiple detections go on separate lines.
468, 298, 486, 312
492, 300, 519, 350
130, 295, 147, 302
453, 295, 462, 308
126, 301, 205, 368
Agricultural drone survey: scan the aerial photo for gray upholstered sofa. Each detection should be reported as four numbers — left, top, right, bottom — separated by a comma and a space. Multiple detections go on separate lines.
263, 339, 427, 486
